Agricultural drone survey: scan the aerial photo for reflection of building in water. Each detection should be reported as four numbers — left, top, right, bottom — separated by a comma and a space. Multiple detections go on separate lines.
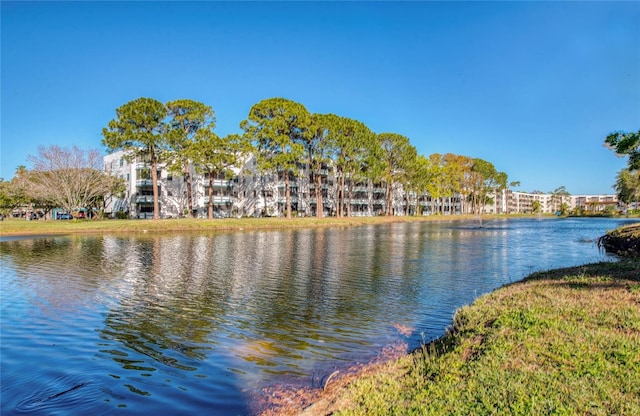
103, 150, 621, 219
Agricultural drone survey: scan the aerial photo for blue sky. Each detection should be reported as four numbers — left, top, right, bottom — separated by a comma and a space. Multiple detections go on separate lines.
1, 1, 638, 195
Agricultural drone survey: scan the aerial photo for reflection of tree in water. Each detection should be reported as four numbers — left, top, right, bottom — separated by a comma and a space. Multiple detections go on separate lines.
2, 228, 450, 395
0, 236, 108, 313
98, 234, 234, 376
223, 226, 423, 378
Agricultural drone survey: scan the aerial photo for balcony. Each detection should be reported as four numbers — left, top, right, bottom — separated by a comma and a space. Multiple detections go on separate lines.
350, 186, 369, 192
203, 196, 233, 205
135, 162, 150, 170
310, 184, 330, 191
135, 195, 155, 204
136, 179, 153, 187
208, 179, 233, 188
349, 199, 370, 205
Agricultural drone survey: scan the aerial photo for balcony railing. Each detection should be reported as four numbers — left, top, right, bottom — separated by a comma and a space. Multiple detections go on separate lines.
207, 179, 232, 187
349, 199, 370, 205
203, 196, 233, 205
277, 197, 299, 203
350, 186, 369, 192
136, 179, 153, 187
309, 184, 330, 190
135, 195, 154, 203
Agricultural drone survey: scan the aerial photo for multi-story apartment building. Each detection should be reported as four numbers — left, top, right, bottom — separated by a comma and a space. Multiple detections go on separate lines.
496, 190, 554, 214
570, 194, 620, 213
104, 151, 441, 218
104, 150, 275, 218
103, 151, 621, 218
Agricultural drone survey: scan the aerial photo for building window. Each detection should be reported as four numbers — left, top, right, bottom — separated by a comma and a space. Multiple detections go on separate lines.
119, 159, 124, 167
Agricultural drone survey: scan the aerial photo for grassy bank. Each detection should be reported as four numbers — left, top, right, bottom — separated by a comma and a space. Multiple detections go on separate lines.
266, 260, 640, 415
0, 214, 531, 236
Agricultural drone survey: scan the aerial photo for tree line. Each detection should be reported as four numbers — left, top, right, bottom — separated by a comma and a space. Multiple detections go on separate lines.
100, 97, 511, 220
14, 96, 615, 220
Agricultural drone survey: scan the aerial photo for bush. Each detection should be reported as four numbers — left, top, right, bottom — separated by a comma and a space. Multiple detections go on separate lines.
115, 211, 129, 219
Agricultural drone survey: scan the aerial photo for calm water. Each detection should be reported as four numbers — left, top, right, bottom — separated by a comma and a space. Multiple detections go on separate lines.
0, 218, 635, 415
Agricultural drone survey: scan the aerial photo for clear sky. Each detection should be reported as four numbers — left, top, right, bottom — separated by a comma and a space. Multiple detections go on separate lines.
1, 1, 638, 195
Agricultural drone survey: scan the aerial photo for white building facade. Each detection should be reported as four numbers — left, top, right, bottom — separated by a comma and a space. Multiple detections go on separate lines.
103, 151, 620, 219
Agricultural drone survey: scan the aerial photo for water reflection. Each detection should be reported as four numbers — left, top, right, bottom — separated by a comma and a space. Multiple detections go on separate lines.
1, 218, 634, 415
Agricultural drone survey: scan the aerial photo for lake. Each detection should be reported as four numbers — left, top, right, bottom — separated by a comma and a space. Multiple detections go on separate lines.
0, 217, 635, 415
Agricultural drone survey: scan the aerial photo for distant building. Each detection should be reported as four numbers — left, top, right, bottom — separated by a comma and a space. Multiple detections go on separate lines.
570, 194, 620, 213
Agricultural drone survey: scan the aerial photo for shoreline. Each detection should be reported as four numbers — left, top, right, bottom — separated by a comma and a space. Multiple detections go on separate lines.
257, 258, 640, 415
0, 213, 617, 238
4, 215, 637, 414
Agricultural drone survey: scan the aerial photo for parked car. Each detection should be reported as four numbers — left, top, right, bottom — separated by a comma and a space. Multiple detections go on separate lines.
57, 212, 73, 220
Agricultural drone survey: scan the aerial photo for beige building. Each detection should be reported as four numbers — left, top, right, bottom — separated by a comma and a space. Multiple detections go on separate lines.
491, 190, 619, 215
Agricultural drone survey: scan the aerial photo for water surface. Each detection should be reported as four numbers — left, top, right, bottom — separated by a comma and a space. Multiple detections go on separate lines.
0, 218, 633, 415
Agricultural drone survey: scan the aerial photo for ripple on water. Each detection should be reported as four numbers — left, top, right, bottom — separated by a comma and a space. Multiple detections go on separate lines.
1, 219, 632, 415
14, 374, 92, 414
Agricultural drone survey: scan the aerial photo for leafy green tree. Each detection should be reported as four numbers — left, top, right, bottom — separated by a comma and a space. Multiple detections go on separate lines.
377, 133, 417, 216
9, 165, 58, 217
605, 130, 640, 170
0, 181, 16, 215
605, 130, 640, 207
615, 169, 640, 206
102, 97, 168, 220
531, 199, 542, 214
307, 113, 340, 218
444, 153, 474, 214
0, 167, 29, 215
405, 154, 432, 215
468, 158, 507, 215
166, 99, 216, 218
100, 174, 127, 218
423, 154, 447, 215
187, 131, 251, 219
240, 98, 312, 219
550, 185, 570, 214
332, 117, 378, 217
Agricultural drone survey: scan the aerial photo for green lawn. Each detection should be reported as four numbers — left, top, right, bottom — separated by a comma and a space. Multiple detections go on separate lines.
0, 214, 522, 236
